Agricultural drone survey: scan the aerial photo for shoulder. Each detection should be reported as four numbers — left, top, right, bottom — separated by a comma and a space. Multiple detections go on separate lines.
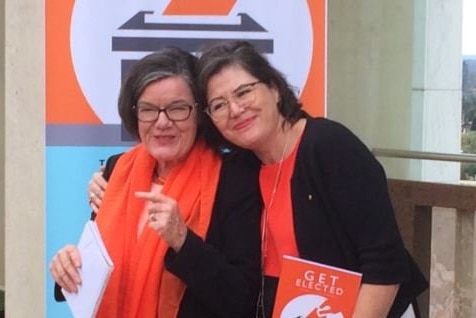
214, 148, 261, 206
103, 153, 124, 181
296, 117, 384, 181
220, 147, 261, 172
218, 148, 261, 185
209, 148, 262, 231
299, 117, 369, 160
105, 153, 123, 166
303, 117, 362, 145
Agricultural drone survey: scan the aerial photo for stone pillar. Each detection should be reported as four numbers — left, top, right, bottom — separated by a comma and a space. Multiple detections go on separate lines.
430, 208, 457, 317
3, 0, 46, 316
0, 0, 5, 294
454, 210, 476, 316
430, 208, 476, 317
411, 0, 463, 183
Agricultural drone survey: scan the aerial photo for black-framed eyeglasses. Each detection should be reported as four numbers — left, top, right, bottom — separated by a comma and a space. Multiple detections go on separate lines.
133, 103, 195, 122
205, 81, 262, 121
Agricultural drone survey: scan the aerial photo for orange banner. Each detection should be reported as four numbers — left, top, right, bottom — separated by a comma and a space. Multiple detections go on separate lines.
301, 0, 326, 117
46, 0, 326, 124
46, 0, 101, 124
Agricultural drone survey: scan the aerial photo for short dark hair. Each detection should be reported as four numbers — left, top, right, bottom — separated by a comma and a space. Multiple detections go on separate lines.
196, 40, 306, 150
118, 47, 203, 140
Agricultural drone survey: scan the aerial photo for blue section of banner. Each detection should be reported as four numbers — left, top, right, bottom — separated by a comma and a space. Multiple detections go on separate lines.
46, 146, 130, 318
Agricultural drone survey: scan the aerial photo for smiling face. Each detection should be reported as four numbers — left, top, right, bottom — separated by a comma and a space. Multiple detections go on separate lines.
137, 76, 197, 166
206, 64, 281, 152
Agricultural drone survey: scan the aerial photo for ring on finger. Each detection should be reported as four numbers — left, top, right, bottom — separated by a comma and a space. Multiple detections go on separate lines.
149, 209, 160, 220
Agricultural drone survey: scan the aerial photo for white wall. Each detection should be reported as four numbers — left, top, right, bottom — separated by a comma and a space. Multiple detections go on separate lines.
327, 0, 463, 182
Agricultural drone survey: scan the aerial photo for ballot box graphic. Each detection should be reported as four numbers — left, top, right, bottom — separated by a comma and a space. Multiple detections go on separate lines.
111, 11, 274, 141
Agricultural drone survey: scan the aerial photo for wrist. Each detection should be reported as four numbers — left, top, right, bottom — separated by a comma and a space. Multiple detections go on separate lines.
171, 227, 188, 252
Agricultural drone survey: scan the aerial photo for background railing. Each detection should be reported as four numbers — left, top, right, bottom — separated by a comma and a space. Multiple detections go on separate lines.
373, 148, 476, 163
373, 149, 476, 317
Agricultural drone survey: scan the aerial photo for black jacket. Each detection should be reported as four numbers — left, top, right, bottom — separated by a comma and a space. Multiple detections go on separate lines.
262, 118, 428, 318
55, 149, 263, 318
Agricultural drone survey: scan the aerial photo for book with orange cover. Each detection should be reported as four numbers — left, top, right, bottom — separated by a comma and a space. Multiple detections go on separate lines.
272, 255, 362, 318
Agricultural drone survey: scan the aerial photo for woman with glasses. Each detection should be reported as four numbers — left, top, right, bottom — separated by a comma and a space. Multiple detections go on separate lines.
195, 40, 428, 318
49, 47, 263, 318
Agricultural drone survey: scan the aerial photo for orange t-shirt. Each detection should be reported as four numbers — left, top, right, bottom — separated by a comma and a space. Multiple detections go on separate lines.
259, 136, 301, 277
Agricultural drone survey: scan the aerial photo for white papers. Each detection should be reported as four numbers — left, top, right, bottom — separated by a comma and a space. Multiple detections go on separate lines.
62, 220, 114, 318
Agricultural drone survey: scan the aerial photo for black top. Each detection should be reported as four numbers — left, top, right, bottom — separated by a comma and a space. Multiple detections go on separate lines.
55, 149, 263, 318
261, 118, 428, 318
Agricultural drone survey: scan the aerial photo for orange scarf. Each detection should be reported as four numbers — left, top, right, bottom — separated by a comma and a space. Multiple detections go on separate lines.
95, 141, 221, 318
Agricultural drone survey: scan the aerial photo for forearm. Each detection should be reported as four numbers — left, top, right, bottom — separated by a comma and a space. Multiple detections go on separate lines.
353, 283, 399, 318
164, 230, 260, 317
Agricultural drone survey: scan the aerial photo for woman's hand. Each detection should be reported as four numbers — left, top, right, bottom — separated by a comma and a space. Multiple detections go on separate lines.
49, 245, 82, 293
88, 166, 107, 213
135, 191, 188, 252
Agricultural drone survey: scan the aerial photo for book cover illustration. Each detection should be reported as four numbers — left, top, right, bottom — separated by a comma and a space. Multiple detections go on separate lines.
272, 255, 362, 318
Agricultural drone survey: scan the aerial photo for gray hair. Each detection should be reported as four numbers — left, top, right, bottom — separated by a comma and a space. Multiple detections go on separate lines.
118, 47, 201, 140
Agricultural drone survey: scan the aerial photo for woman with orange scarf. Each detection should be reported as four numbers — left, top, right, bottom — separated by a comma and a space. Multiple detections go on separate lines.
49, 48, 262, 318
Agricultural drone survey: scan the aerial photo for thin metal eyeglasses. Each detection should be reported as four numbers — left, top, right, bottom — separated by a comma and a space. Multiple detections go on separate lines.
205, 81, 262, 121
133, 103, 195, 122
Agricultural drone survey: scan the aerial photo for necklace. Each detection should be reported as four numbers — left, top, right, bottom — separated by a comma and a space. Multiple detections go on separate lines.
261, 131, 290, 261
256, 129, 291, 318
